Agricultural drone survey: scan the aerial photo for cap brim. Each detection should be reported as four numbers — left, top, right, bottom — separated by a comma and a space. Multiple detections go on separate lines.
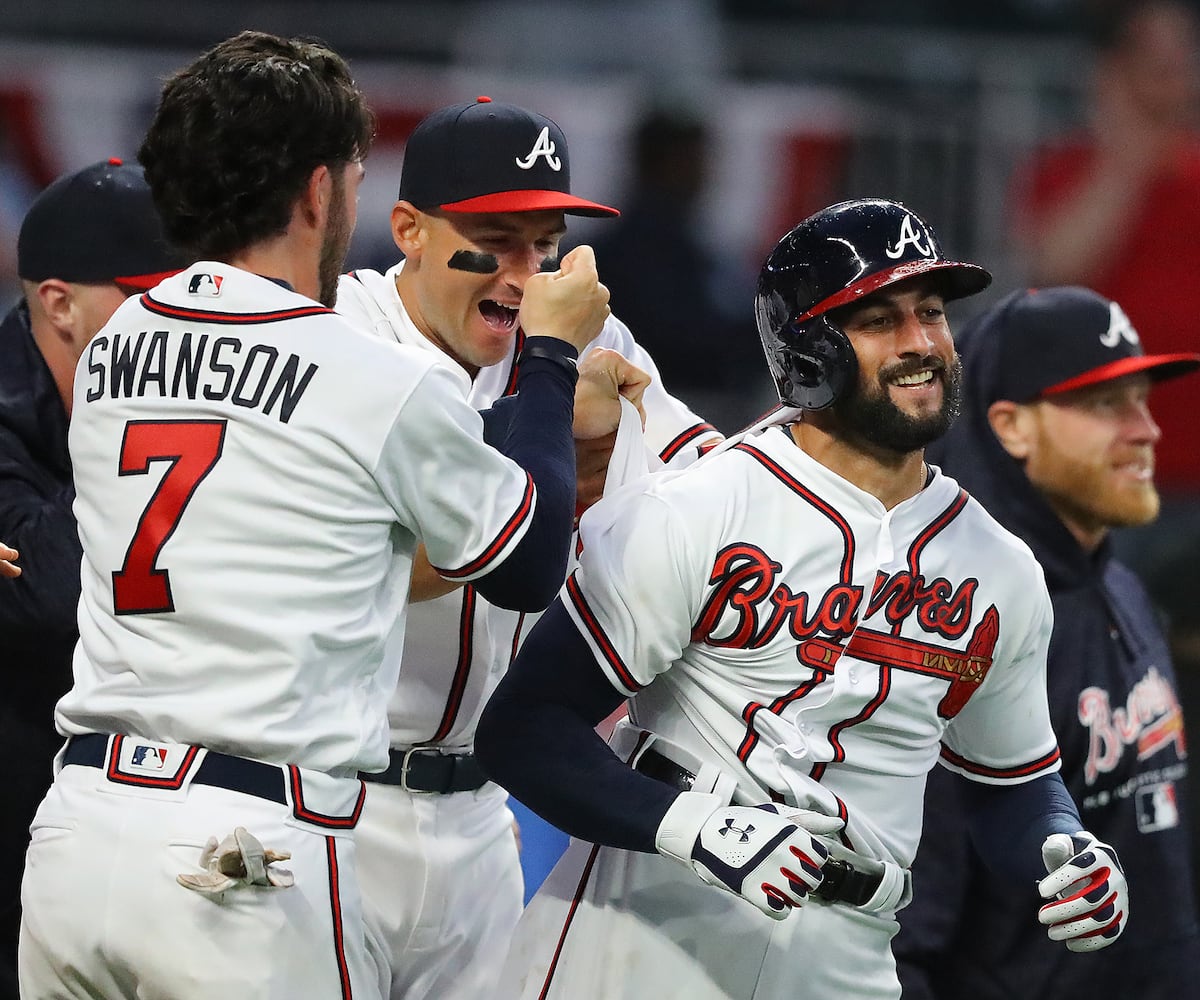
1040, 353, 1200, 397
114, 268, 182, 293
796, 259, 992, 323
440, 189, 619, 218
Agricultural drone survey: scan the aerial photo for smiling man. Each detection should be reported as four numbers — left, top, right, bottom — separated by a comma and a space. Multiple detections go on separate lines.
895, 285, 1200, 1000
475, 202, 1129, 1000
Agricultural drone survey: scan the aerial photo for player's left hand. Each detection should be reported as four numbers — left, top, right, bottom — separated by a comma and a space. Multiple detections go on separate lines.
0, 542, 20, 579
573, 348, 651, 510
177, 826, 295, 896
1037, 831, 1128, 952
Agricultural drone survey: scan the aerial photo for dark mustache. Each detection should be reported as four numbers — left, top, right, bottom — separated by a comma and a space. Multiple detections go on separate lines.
879, 356, 946, 381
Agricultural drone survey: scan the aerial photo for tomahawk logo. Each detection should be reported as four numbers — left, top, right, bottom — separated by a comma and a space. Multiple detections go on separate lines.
130, 745, 166, 770
188, 273, 223, 296
515, 126, 562, 171
719, 818, 755, 842
1100, 301, 1141, 349
885, 214, 933, 259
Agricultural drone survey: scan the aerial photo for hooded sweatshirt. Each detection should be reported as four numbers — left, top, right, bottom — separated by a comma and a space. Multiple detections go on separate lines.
893, 295, 1200, 999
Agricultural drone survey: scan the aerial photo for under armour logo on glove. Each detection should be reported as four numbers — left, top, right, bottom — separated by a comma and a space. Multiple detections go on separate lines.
719, 818, 755, 842
654, 792, 843, 921
1037, 831, 1129, 952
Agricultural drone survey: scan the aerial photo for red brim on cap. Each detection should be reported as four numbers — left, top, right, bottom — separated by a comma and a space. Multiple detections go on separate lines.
440, 189, 619, 218
1040, 353, 1200, 397
114, 268, 183, 293
795, 259, 992, 323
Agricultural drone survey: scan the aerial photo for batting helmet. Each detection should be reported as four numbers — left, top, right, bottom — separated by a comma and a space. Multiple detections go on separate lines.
755, 198, 992, 409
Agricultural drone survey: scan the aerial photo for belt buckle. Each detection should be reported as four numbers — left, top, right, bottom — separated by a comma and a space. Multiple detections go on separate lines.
399, 747, 432, 794
814, 857, 852, 903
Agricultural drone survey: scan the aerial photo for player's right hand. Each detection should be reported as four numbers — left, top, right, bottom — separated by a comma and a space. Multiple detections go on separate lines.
655, 791, 835, 920
1037, 831, 1128, 953
519, 244, 610, 351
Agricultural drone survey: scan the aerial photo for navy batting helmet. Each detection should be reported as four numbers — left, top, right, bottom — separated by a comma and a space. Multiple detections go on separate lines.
755, 198, 992, 409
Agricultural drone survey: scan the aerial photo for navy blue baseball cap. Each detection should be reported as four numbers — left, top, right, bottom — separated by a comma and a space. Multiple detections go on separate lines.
18, 157, 183, 291
990, 286, 1200, 403
399, 96, 619, 218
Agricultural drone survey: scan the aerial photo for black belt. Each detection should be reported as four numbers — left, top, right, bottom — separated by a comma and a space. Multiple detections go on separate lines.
359, 747, 489, 794
634, 746, 883, 907
63, 733, 287, 805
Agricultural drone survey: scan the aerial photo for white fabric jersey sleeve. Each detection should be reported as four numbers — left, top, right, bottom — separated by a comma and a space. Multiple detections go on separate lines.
562, 422, 1060, 867
59, 263, 543, 774
334, 264, 719, 750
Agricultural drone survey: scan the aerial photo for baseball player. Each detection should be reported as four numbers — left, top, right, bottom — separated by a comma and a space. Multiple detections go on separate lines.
333, 96, 721, 1000
895, 286, 1200, 999
18, 34, 609, 1000
475, 199, 1131, 1000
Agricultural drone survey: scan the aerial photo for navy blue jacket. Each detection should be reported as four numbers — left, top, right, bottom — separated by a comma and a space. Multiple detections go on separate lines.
893, 304, 1200, 998
0, 300, 80, 735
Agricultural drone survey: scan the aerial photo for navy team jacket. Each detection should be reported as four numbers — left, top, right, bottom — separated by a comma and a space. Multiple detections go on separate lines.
893, 304, 1200, 999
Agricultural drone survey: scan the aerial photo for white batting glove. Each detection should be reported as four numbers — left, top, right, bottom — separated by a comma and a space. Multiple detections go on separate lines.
177, 826, 295, 896
1037, 831, 1128, 952
655, 791, 840, 919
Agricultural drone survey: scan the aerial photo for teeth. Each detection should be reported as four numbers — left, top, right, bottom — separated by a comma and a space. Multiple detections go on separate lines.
894, 371, 934, 386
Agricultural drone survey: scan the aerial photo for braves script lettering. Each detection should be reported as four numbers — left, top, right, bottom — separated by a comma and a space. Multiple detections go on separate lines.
1078, 667, 1187, 785
691, 543, 976, 648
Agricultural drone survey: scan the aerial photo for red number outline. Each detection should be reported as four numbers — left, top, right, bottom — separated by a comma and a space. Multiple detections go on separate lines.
112, 420, 226, 615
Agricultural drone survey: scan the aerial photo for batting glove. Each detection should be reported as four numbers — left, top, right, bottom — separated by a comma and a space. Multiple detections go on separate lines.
177, 826, 295, 896
1037, 831, 1128, 953
655, 791, 841, 919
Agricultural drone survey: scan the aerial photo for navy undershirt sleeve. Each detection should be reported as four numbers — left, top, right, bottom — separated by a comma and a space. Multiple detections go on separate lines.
470, 337, 578, 612
475, 598, 680, 852
962, 770, 1082, 883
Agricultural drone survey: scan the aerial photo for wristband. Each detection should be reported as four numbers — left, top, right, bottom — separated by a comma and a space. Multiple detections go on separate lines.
519, 340, 580, 384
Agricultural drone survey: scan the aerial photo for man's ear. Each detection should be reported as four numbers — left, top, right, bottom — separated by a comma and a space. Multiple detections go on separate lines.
33, 279, 77, 340
390, 201, 425, 259
299, 164, 332, 230
987, 399, 1035, 460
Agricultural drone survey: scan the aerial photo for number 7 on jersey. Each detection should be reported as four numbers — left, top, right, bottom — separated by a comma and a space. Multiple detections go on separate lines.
112, 420, 227, 615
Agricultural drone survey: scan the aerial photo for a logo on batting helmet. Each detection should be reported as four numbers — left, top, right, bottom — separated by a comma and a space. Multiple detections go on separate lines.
754, 199, 991, 410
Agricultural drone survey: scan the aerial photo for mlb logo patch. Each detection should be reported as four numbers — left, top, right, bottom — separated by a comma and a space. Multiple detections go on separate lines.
1136, 781, 1179, 833
130, 744, 167, 771
188, 273, 223, 296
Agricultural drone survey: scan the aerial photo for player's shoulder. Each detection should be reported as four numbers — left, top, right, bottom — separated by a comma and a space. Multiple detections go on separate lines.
939, 470, 1047, 574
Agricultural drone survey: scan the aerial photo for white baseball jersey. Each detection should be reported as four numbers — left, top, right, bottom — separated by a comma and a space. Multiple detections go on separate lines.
564, 417, 1060, 868
336, 262, 718, 751
59, 263, 550, 775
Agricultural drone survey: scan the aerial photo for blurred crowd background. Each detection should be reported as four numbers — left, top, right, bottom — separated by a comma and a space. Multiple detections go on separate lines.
4, 0, 1200, 872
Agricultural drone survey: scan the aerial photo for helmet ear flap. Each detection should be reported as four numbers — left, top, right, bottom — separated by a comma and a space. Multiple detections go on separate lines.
767, 315, 857, 410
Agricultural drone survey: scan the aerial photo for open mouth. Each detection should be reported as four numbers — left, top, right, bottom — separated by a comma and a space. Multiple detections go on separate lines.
479, 299, 519, 335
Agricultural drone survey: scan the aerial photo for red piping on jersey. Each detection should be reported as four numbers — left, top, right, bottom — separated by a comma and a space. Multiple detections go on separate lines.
537, 842, 603, 1000
105, 734, 201, 789
734, 441, 855, 583
659, 422, 720, 463
288, 768, 366, 829
430, 586, 478, 742
141, 293, 334, 325
324, 836, 354, 999
502, 330, 527, 397
509, 611, 527, 666
907, 488, 968, 577
939, 743, 1062, 779
435, 472, 536, 580
737, 669, 830, 763
565, 573, 642, 693
811, 666, 893, 781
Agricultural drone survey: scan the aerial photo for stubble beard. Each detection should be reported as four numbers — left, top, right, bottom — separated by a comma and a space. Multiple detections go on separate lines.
318, 172, 351, 309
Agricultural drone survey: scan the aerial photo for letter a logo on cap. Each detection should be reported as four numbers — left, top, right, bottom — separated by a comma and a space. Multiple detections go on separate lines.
515, 126, 562, 171
885, 214, 933, 260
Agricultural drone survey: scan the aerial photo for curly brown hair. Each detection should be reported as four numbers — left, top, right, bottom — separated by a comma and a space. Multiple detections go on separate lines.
138, 30, 374, 261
